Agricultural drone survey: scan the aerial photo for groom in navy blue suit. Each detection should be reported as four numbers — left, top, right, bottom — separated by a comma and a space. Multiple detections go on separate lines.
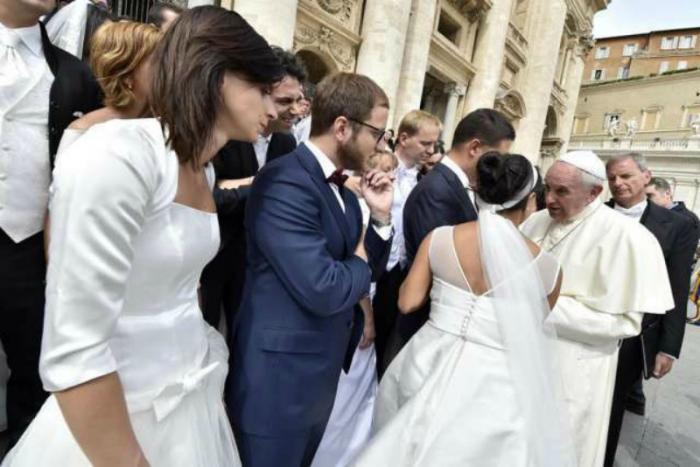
230, 73, 394, 467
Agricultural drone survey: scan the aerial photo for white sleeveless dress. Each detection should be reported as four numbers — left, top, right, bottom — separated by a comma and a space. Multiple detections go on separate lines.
354, 226, 561, 466
2, 119, 240, 466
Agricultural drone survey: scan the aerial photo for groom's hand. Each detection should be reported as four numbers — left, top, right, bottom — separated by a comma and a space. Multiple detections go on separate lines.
361, 169, 394, 223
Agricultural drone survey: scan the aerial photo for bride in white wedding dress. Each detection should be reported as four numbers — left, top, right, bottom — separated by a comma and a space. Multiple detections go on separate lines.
354, 153, 577, 467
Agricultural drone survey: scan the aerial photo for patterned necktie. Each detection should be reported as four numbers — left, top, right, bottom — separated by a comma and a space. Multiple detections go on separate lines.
326, 169, 348, 188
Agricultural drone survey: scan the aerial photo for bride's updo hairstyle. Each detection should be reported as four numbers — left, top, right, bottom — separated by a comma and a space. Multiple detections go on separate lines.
477, 152, 540, 212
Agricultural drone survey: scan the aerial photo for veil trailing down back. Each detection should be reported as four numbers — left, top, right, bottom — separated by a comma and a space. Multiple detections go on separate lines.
355, 174, 576, 466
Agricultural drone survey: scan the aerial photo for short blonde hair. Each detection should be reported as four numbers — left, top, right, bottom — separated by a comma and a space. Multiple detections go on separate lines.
397, 110, 442, 138
89, 21, 162, 109
367, 149, 398, 172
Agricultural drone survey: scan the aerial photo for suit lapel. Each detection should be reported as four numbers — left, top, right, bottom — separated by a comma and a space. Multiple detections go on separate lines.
295, 145, 354, 254
342, 188, 361, 245
435, 164, 477, 219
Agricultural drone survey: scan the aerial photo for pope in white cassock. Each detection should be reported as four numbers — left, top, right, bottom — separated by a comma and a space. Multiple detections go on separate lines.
521, 151, 673, 467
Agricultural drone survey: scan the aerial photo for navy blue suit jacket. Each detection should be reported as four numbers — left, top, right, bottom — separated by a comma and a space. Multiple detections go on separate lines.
229, 143, 391, 436
404, 162, 478, 264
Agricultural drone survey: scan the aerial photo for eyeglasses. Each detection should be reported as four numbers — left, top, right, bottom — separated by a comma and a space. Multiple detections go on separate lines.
346, 117, 387, 145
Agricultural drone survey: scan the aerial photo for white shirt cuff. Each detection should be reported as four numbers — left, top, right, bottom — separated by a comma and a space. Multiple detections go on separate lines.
659, 352, 677, 361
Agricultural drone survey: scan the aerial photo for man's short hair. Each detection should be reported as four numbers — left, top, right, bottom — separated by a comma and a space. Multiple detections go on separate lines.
606, 152, 649, 172
397, 110, 441, 138
452, 108, 515, 147
649, 176, 672, 193
271, 46, 308, 84
310, 73, 389, 137
147, 2, 183, 28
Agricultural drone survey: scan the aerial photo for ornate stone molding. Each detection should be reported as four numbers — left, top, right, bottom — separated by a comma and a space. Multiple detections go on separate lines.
445, 82, 467, 97
315, 0, 354, 22
575, 29, 595, 58
295, 24, 355, 70
495, 89, 527, 121
447, 0, 493, 23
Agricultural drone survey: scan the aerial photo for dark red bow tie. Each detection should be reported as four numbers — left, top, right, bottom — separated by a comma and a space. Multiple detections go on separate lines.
326, 169, 348, 187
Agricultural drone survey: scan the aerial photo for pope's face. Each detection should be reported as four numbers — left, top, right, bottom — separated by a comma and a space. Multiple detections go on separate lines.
544, 162, 601, 222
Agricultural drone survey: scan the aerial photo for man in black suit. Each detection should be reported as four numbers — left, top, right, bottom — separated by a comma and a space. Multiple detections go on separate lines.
647, 176, 700, 243
383, 109, 515, 366
604, 153, 696, 467
0, 0, 102, 447
199, 47, 306, 335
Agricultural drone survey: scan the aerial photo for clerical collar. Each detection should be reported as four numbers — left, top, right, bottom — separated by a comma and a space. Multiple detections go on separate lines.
614, 199, 648, 221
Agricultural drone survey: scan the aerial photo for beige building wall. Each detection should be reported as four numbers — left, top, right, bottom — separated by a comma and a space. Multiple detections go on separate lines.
584, 27, 700, 84
230, 0, 610, 163
570, 70, 700, 214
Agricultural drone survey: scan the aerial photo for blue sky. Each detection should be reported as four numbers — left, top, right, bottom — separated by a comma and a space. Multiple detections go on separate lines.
593, 0, 700, 38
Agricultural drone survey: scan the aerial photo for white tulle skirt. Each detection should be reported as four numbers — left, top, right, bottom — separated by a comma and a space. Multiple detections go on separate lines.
2, 330, 239, 467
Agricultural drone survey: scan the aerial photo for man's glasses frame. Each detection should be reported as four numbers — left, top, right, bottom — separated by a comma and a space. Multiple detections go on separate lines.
346, 117, 387, 145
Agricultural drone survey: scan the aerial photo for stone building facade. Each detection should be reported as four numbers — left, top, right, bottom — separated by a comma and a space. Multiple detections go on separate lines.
585, 27, 700, 84
211, 0, 610, 163
570, 68, 700, 214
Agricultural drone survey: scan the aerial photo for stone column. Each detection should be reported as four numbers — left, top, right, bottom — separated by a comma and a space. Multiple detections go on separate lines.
558, 50, 586, 155
355, 0, 413, 128
393, 0, 438, 125
510, 0, 567, 162
443, 83, 467, 147
233, 0, 298, 50
463, 0, 514, 112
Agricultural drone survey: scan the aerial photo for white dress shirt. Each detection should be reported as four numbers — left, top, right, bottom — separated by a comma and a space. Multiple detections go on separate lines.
0, 22, 55, 243
253, 133, 272, 169
387, 157, 418, 270
304, 141, 391, 240
294, 116, 311, 144
441, 155, 475, 205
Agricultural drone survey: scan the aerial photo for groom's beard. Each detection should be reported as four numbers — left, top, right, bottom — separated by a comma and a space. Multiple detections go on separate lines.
337, 136, 366, 172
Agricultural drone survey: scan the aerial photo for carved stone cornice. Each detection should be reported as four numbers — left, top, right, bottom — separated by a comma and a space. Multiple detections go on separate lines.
446, 0, 493, 22
295, 25, 355, 69
315, 0, 354, 23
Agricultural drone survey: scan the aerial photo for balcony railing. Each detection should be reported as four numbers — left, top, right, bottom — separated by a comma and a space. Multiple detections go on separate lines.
570, 137, 700, 152
507, 22, 528, 52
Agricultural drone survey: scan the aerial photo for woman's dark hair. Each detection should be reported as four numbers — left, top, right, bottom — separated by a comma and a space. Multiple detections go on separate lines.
150, 6, 284, 167
477, 152, 535, 212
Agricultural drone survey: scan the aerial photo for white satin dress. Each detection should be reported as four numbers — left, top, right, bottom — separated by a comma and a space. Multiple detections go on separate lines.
354, 226, 562, 467
2, 119, 239, 466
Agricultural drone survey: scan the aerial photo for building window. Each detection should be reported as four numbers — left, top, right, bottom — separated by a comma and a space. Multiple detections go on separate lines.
659, 61, 670, 74
437, 10, 461, 46
595, 47, 610, 59
617, 66, 630, 79
678, 60, 689, 70
573, 116, 590, 135
679, 35, 697, 49
641, 107, 662, 131
622, 43, 637, 56
604, 113, 621, 130
591, 69, 606, 81
661, 36, 678, 50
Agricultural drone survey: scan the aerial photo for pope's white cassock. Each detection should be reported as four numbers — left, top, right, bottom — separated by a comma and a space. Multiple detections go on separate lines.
521, 152, 673, 467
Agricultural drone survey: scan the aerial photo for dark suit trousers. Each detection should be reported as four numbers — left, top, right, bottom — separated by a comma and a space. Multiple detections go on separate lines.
234, 421, 328, 467
372, 265, 406, 378
604, 336, 644, 467
0, 229, 49, 447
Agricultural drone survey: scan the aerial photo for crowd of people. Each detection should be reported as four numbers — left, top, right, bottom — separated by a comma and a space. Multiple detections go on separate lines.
1, 1, 698, 467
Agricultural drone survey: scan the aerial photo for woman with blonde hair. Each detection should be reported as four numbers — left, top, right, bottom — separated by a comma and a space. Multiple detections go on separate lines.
57, 20, 163, 153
